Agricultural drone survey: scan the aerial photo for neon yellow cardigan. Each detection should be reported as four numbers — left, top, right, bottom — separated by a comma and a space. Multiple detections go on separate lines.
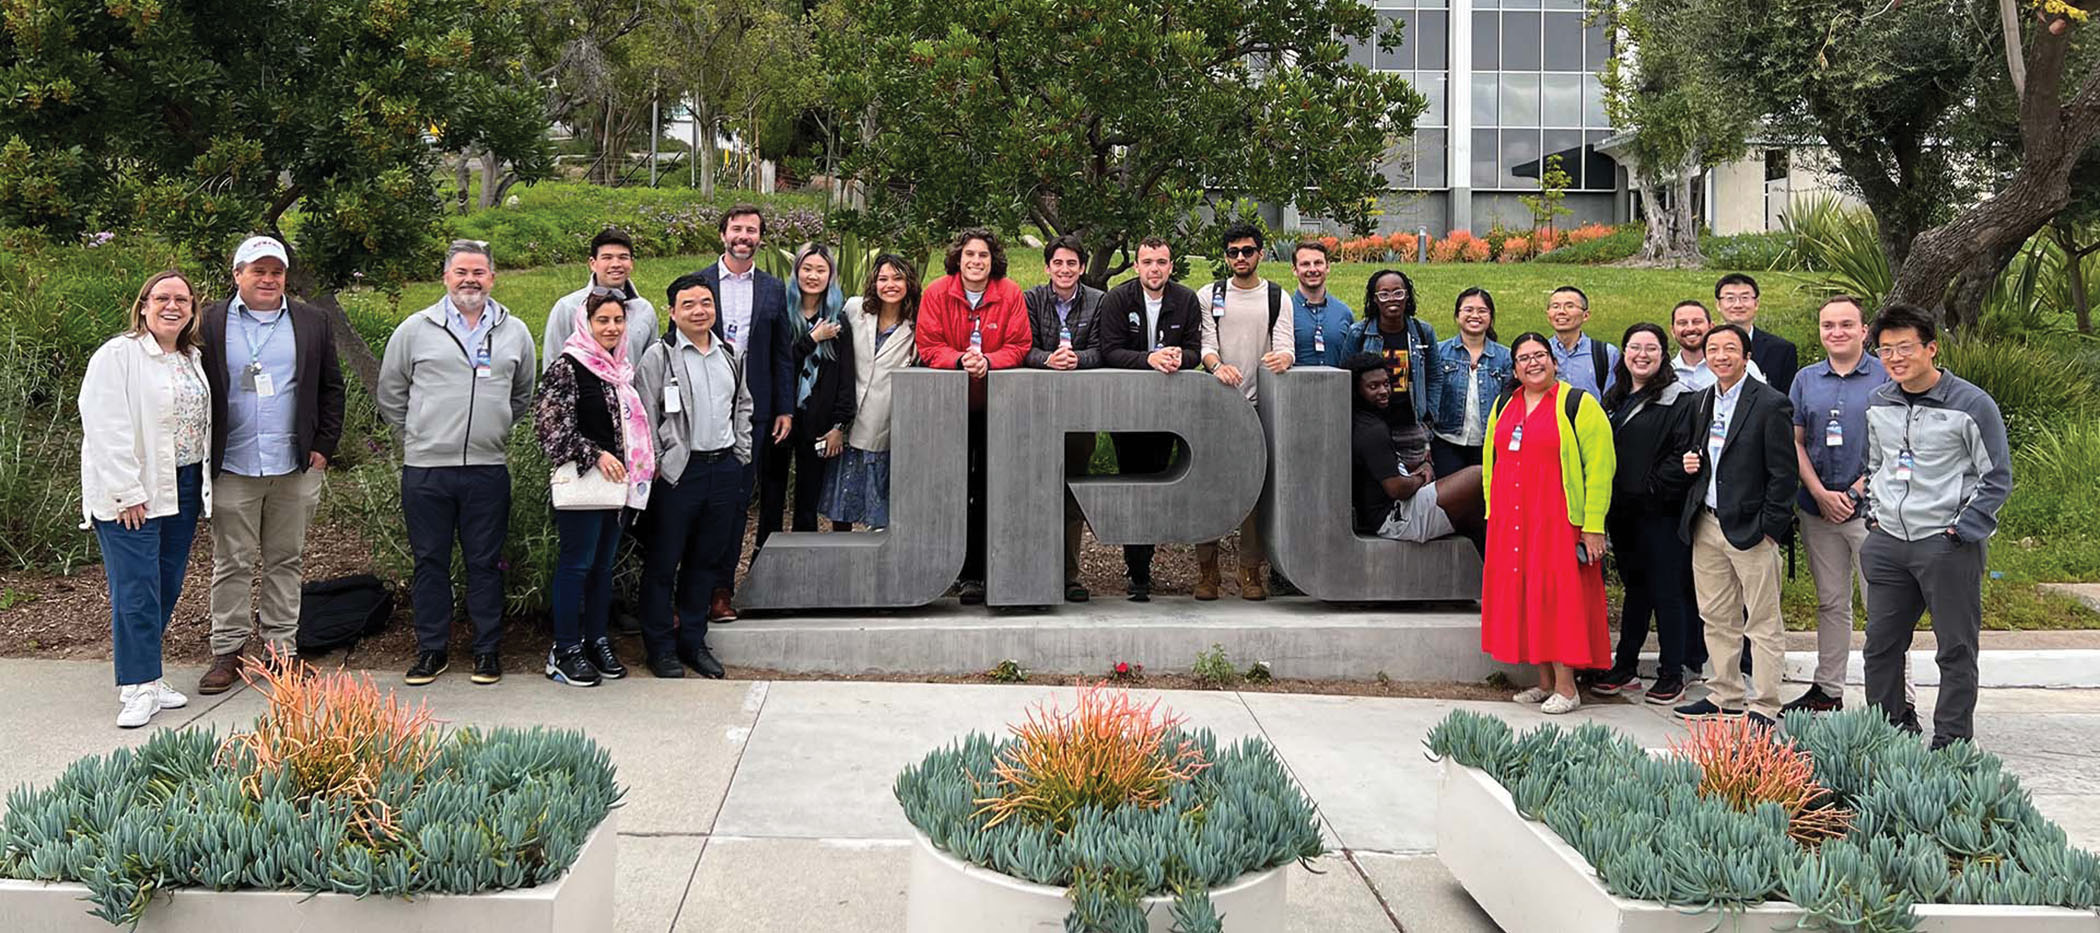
1480, 381, 1617, 533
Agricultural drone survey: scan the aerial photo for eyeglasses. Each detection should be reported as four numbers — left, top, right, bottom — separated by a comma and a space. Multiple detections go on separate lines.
1223, 246, 1262, 259
1514, 351, 1553, 365
1874, 342, 1926, 359
1374, 289, 1409, 300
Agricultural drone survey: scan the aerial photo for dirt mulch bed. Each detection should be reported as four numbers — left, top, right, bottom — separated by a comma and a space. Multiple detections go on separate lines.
731, 666, 1526, 702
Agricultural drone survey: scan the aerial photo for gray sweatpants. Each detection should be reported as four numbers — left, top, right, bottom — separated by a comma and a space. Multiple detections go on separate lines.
1860, 528, 1986, 744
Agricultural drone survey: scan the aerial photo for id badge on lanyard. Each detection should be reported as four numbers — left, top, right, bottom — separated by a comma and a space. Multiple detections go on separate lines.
474, 344, 493, 379
1708, 413, 1728, 459
1824, 408, 1844, 447
1895, 449, 1915, 481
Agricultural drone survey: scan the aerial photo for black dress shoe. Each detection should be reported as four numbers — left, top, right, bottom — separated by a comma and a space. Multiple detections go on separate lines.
471, 653, 503, 685
1128, 581, 1151, 603
589, 637, 628, 680
647, 654, 686, 678
405, 650, 448, 686
1064, 583, 1090, 603
681, 647, 726, 679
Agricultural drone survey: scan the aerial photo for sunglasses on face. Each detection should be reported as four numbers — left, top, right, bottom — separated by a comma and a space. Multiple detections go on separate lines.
1223, 247, 1262, 259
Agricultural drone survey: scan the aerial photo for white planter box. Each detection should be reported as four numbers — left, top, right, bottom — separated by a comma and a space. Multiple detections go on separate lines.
903, 829, 1287, 933
1436, 761, 2100, 933
0, 811, 617, 933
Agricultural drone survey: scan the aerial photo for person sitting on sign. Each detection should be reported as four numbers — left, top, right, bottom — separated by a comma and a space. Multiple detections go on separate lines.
1344, 353, 1484, 551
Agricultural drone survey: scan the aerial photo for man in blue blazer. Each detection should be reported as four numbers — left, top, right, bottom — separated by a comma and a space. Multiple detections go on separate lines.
689, 205, 795, 621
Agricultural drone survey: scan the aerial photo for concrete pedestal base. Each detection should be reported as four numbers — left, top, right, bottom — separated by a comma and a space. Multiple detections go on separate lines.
902, 831, 1286, 933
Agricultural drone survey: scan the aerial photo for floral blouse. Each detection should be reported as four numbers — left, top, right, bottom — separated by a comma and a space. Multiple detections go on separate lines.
533, 354, 623, 473
171, 356, 210, 466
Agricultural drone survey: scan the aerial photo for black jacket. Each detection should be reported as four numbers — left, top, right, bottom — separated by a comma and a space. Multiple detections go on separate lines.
1607, 381, 1698, 517
1678, 377, 1799, 549
1022, 283, 1107, 369
692, 262, 795, 441
1094, 279, 1203, 369
790, 314, 858, 436
1749, 328, 1799, 395
200, 297, 347, 476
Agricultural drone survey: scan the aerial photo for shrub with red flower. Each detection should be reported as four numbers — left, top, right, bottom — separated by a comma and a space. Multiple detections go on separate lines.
1108, 660, 1145, 683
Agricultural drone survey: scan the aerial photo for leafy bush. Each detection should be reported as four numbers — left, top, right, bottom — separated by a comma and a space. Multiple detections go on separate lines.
896, 686, 1324, 933
446, 183, 828, 270
1424, 708, 2100, 930
1533, 224, 1642, 264
1190, 643, 1239, 687
1498, 235, 1533, 263
1702, 231, 1799, 272
1936, 339, 2099, 451
0, 718, 620, 926
2002, 419, 2100, 541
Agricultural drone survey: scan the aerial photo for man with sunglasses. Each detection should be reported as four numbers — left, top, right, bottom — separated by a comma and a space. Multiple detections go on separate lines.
1859, 303, 2011, 750
1196, 222, 1293, 600
543, 228, 659, 369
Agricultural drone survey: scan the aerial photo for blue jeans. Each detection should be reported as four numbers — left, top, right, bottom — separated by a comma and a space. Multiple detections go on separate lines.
551, 509, 623, 650
95, 463, 204, 685
402, 465, 511, 655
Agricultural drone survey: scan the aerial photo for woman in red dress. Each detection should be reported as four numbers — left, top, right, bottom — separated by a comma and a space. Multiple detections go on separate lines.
1479, 332, 1615, 714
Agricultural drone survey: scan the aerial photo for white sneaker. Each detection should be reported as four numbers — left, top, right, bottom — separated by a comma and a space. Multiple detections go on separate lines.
117, 684, 159, 729
1512, 687, 1552, 704
152, 680, 188, 710
1541, 692, 1583, 715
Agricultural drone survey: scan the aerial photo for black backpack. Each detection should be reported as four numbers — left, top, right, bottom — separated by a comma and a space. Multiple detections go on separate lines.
1208, 279, 1283, 332
296, 574, 396, 656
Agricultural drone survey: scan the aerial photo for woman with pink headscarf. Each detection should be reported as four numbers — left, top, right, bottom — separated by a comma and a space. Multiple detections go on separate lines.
533, 290, 657, 687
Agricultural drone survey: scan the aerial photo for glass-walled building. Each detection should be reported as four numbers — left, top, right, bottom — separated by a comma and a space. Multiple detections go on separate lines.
1338, 0, 1624, 235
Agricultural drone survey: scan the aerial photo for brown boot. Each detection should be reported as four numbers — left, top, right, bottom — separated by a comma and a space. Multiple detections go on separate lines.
197, 653, 244, 695
708, 588, 740, 623
1239, 565, 1268, 601
1194, 559, 1221, 601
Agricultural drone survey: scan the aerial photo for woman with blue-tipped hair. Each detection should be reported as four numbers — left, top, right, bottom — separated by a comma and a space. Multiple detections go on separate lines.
756, 243, 857, 547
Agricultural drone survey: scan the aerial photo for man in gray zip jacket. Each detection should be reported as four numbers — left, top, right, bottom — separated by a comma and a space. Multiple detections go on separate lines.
376, 240, 537, 688
1859, 303, 2012, 749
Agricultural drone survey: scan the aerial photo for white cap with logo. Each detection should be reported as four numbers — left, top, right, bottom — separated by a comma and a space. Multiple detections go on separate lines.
232, 235, 290, 269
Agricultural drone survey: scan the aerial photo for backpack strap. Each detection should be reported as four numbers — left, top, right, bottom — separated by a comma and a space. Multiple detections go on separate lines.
1564, 386, 1587, 465
1209, 279, 1227, 320
1267, 281, 1282, 333
1590, 340, 1609, 391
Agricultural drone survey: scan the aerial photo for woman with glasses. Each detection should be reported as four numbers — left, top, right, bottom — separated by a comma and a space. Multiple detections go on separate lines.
822, 254, 919, 530
1479, 332, 1615, 714
758, 243, 856, 547
80, 270, 212, 728
534, 290, 656, 687
1429, 287, 1512, 475
1341, 269, 1441, 425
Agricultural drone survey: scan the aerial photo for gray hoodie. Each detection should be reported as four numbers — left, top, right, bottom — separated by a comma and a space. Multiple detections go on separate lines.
1862, 369, 2012, 543
542, 277, 659, 371
377, 299, 537, 468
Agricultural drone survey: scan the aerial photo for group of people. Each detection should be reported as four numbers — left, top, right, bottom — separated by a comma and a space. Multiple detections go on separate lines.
78, 209, 2011, 749
1472, 275, 2011, 751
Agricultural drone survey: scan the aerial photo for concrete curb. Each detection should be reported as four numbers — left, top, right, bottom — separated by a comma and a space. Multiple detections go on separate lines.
1631, 649, 2100, 689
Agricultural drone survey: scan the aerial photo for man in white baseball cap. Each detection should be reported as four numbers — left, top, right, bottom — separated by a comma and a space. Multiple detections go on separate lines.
195, 234, 346, 694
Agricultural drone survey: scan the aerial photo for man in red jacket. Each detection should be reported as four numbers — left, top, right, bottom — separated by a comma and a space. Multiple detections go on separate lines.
916, 228, 1032, 604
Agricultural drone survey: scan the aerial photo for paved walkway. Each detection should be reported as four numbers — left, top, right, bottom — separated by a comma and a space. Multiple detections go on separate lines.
3, 659, 2097, 932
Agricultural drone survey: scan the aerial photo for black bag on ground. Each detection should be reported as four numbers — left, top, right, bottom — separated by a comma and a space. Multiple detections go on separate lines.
296, 574, 395, 656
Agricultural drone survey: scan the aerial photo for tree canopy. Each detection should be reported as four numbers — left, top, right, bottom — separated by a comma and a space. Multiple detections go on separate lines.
817, 0, 1426, 284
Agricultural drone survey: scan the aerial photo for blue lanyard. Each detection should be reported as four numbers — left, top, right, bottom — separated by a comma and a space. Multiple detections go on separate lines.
237, 305, 287, 369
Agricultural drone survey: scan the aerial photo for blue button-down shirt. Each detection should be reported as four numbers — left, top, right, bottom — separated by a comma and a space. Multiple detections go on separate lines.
1789, 354, 1889, 511
221, 297, 300, 476
443, 295, 495, 354
1290, 291, 1355, 368
1551, 332, 1619, 398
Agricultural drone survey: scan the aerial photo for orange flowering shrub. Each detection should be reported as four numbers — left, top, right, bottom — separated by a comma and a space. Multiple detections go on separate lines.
1430, 232, 1464, 262
1669, 718, 1852, 845
1534, 227, 1561, 254
1461, 237, 1491, 262
972, 683, 1211, 833
1319, 235, 1340, 253
219, 647, 440, 844
1390, 233, 1420, 262
1564, 223, 1614, 245
1498, 236, 1532, 262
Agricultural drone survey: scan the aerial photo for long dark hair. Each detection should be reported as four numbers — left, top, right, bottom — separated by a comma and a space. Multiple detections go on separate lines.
1363, 269, 1418, 329
1602, 322, 1676, 413
1453, 287, 1499, 343
862, 253, 922, 324
1504, 331, 1555, 393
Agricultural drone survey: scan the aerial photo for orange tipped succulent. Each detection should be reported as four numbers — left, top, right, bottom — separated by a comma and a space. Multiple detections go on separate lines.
1669, 718, 1852, 845
971, 683, 1211, 833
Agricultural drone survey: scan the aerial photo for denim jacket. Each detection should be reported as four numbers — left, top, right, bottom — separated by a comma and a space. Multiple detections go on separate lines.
1430, 335, 1513, 443
1339, 316, 1440, 424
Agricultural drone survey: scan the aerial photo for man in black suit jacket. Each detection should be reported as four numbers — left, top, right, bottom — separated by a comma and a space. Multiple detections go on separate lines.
1716, 272, 1798, 393
689, 205, 794, 621
1672, 324, 1797, 725
1024, 235, 1110, 602
196, 235, 347, 695
1091, 237, 1205, 601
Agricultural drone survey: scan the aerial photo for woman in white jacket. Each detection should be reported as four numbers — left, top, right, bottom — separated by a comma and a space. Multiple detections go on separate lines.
820, 254, 919, 529
79, 270, 212, 729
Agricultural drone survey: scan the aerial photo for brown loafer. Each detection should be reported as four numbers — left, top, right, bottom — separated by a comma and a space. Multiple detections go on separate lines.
708, 588, 739, 623
197, 653, 244, 695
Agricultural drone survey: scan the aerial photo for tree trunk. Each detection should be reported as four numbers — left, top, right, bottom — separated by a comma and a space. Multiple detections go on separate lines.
477, 155, 503, 210
696, 99, 718, 197
309, 291, 382, 395
1636, 178, 1673, 261
455, 149, 474, 215
2057, 221, 2094, 335
1670, 155, 1703, 263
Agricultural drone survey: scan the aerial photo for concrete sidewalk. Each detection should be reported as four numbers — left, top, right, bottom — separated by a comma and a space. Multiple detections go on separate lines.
3, 660, 2097, 932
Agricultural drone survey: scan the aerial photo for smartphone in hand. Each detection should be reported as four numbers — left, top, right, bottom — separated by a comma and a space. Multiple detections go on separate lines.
1576, 542, 1591, 566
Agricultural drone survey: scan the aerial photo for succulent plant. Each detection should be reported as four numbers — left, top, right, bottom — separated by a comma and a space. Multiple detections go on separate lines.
1424, 707, 2100, 933
899, 687, 1323, 932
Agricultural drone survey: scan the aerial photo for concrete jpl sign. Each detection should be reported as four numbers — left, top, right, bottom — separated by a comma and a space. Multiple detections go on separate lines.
734, 368, 1480, 611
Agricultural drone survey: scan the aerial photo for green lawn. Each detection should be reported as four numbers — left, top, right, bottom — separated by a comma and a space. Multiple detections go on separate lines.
336, 253, 2096, 630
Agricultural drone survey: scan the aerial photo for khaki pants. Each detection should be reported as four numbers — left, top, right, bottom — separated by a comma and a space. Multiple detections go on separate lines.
209, 470, 322, 657
1195, 515, 1265, 570
1800, 508, 1915, 700
1691, 511, 1785, 718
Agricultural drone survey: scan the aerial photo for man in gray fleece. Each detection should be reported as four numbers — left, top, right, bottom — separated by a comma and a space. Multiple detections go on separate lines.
376, 240, 537, 688
1859, 302, 2012, 749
